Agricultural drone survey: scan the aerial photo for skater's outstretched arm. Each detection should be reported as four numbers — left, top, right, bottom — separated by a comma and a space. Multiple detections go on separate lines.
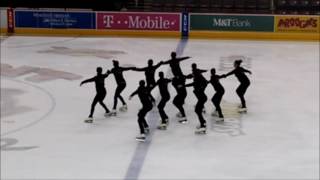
223, 69, 236, 78
240, 67, 252, 74
121, 66, 136, 71
132, 66, 147, 71
154, 61, 164, 69
176, 56, 191, 62
80, 77, 95, 86
129, 88, 139, 99
184, 82, 194, 87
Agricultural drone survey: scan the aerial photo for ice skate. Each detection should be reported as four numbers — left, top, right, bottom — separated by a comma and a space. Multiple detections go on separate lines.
144, 127, 150, 134
84, 117, 93, 123
215, 117, 224, 122
178, 117, 188, 124
196, 123, 206, 129
136, 134, 146, 142
109, 109, 117, 116
238, 107, 247, 113
157, 122, 168, 130
195, 127, 207, 134
211, 110, 218, 117
119, 104, 128, 112
104, 112, 112, 117
176, 112, 183, 118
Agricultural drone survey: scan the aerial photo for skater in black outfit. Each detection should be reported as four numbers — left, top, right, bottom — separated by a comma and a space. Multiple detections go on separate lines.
162, 51, 190, 77
132, 59, 164, 89
209, 68, 225, 121
154, 71, 171, 129
185, 63, 208, 133
108, 60, 135, 115
222, 60, 252, 112
129, 80, 155, 142
172, 75, 188, 123
80, 67, 110, 123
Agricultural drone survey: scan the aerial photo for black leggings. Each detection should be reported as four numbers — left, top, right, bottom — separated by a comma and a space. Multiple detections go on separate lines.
195, 92, 207, 127
138, 104, 153, 134
212, 91, 224, 118
158, 95, 170, 123
89, 91, 109, 117
236, 82, 250, 108
173, 90, 186, 117
113, 83, 126, 109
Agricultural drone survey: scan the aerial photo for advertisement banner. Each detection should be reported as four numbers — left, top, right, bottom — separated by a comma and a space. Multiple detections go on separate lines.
97, 12, 180, 31
190, 14, 274, 32
15, 10, 96, 29
275, 16, 320, 33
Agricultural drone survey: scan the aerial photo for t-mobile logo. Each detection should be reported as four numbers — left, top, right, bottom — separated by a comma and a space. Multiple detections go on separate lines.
103, 15, 114, 28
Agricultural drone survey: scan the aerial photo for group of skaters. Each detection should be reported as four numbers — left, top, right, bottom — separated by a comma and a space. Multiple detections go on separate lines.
80, 52, 252, 142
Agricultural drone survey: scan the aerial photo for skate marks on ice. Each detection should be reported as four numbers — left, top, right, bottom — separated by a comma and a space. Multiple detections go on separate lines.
37, 46, 126, 60
1, 88, 33, 119
219, 55, 252, 71
1, 63, 82, 83
210, 100, 245, 137
0, 78, 56, 137
1, 138, 38, 151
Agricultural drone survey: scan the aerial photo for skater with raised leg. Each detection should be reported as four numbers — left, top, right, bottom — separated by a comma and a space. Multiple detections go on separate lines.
129, 80, 155, 142
153, 71, 171, 130
108, 60, 135, 115
185, 63, 208, 134
209, 68, 225, 122
222, 60, 252, 113
80, 67, 111, 123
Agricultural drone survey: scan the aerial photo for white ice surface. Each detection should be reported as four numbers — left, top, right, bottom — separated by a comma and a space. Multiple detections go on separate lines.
1, 36, 319, 179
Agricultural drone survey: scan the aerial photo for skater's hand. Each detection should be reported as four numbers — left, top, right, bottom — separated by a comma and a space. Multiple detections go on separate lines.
80, 82, 83, 86
129, 96, 133, 100
221, 74, 227, 78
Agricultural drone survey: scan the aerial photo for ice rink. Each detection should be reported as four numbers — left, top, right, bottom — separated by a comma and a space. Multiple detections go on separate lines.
1, 36, 319, 179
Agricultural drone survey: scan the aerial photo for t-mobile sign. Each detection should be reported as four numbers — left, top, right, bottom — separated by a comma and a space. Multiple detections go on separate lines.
97, 12, 180, 31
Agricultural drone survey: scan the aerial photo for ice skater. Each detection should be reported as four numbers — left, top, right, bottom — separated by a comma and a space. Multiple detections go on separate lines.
132, 59, 164, 89
108, 60, 135, 115
162, 51, 190, 77
80, 67, 111, 123
153, 71, 171, 130
222, 60, 252, 112
172, 75, 188, 123
209, 68, 225, 122
185, 63, 208, 134
129, 80, 155, 142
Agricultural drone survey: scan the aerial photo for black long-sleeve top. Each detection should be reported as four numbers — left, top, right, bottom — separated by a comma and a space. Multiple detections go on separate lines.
109, 66, 133, 85
225, 66, 251, 84
130, 86, 154, 106
81, 73, 109, 93
155, 78, 171, 97
210, 75, 225, 93
133, 62, 162, 85
163, 56, 190, 77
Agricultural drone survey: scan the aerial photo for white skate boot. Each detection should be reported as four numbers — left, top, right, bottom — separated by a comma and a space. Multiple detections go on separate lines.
195, 126, 207, 134
178, 116, 188, 124
110, 109, 117, 116
119, 104, 128, 112
136, 134, 146, 142
215, 117, 224, 122
84, 117, 93, 123
238, 107, 247, 113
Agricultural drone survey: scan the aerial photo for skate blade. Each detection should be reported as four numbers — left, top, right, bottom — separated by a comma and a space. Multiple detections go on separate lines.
157, 126, 167, 130
195, 131, 206, 134
135, 138, 146, 142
